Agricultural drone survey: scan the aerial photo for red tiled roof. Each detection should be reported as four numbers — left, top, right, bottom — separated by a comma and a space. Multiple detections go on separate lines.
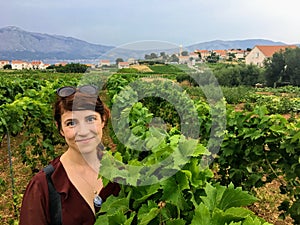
213, 50, 227, 56
100, 60, 110, 63
256, 45, 297, 57
118, 62, 129, 65
195, 49, 209, 53
31, 61, 42, 65
55, 62, 67, 66
12, 60, 27, 64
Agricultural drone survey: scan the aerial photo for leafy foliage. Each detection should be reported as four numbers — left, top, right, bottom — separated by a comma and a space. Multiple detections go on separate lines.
47, 62, 89, 73
264, 47, 300, 87
208, 63, 264, 87
3, 66, 300, 224
93, 72, 273, 224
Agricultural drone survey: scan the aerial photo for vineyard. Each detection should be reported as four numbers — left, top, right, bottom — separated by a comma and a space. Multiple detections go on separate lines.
0, 64, 300, 224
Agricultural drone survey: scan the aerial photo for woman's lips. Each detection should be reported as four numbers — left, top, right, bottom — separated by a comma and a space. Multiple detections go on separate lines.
75, 137, 95, 143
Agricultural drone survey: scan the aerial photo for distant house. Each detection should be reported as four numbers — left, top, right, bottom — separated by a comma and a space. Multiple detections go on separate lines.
194, 50, 210, 59
29, 61, 45, 69
11, 60, 29, 70
44, 63, 51, 68
213, 50, 227, 60
85, 63, 95, 69
99, 60, 110, 67
245, 45, 298, 67
118, 61, 130, 69
227, 49, 248, 61
189, 52, 200, 60
235, 49, 248, 60
55, 62, 68, 66
178, 55, 190, 64
127, 58, 137, 64
0, 60, 10, 69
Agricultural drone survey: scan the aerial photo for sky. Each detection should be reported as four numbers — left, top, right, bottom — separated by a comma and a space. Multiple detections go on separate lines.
2, 0, 300, 47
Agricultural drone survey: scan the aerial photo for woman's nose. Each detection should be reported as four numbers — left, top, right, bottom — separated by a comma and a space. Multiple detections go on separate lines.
76, 123, 90, 136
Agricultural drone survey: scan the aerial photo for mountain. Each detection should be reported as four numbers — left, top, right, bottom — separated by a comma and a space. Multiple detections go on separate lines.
186, 39, 288, 51
0, 26, 298, 61
0, 26, 113, 60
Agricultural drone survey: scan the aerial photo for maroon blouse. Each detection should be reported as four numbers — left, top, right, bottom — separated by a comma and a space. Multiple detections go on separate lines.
19, 157, 120, 225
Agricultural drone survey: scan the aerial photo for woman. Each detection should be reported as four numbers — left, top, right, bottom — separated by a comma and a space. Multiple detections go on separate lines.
19, 85, 120, 225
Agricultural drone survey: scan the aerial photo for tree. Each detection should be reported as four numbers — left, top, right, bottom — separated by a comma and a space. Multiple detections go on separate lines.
116, 58, 124, 65
264, 51, 285, 87
160, 52, 168, 61
150, 53, 158, 59
196, 52, 202, 59
169, 54, 179, 63
285, 48, 300, 86
181, 50, 189, 56
264, 48, 300, 87
227, 53, 236, 61
3, 64, 12, 69
51, 63, 88, 73
240, 64, 265, 86
206, 52, 219, 63
212, 63, 264, 87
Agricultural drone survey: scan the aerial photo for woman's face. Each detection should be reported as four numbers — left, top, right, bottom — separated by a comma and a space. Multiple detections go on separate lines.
60, 110, 105, 154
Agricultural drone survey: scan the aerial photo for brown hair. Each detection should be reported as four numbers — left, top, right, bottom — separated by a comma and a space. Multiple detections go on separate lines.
54, 91, 110, 132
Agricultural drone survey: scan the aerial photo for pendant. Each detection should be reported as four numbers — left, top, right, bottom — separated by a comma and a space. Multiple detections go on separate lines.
94, 195, 103, 208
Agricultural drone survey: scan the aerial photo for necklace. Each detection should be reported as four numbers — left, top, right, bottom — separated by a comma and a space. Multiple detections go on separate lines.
62, 153, 103, 208
67, 161, 103, 208
78, 173, 103, 208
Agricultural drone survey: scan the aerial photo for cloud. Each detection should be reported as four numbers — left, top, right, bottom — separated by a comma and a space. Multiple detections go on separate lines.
1, 0, 299, 45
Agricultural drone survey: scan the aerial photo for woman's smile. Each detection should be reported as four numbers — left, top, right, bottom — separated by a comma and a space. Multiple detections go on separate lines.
76, 136, 96, 143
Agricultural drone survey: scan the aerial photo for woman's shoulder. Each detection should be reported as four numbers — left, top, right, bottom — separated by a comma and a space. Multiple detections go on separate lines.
26, 157, 60, 184
49, 156, 62, 168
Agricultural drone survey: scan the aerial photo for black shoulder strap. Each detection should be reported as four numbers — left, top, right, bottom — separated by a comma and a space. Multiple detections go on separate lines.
43, 164, 62, 225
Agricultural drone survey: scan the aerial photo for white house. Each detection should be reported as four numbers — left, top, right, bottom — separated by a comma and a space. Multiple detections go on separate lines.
118, 61, 130, 69
245, 45, 298, 67
178, 55, 190, 64
0, 60, 10, 69
11, 60, 29, 70
29, 61, 45, 69
99, 60, 110, 67
194, 50, 210, 60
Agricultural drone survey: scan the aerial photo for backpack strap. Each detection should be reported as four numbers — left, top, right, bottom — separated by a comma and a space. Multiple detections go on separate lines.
43, 164, 62, 225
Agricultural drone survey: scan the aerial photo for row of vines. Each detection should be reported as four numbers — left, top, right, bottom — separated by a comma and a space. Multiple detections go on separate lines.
0, 66, 299, 224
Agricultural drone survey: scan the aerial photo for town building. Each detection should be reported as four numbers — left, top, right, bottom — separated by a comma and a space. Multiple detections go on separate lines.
99, 60, 110, 67
11, 60, 29, 70
245, 45, 298, 67
118, 61, 130, 69
0, 60, 10, 69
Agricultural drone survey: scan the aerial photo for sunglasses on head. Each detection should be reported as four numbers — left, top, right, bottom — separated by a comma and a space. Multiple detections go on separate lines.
56, 85, 99, 97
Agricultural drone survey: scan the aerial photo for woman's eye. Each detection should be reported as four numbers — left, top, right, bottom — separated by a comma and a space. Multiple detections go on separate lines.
86, 116, 97, 123
66, 120, 76, 127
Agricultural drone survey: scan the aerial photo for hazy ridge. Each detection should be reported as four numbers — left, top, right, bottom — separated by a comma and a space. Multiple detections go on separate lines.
0, 26, 296, 61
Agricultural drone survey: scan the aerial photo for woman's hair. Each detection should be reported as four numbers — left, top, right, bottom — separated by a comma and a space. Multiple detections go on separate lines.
54, 91, 110, 132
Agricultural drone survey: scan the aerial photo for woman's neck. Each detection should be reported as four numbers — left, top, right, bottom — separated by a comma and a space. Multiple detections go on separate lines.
62, 148, 100, 174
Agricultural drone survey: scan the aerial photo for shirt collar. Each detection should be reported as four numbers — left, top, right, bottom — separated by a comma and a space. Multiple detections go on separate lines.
51, 157, 71, 199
